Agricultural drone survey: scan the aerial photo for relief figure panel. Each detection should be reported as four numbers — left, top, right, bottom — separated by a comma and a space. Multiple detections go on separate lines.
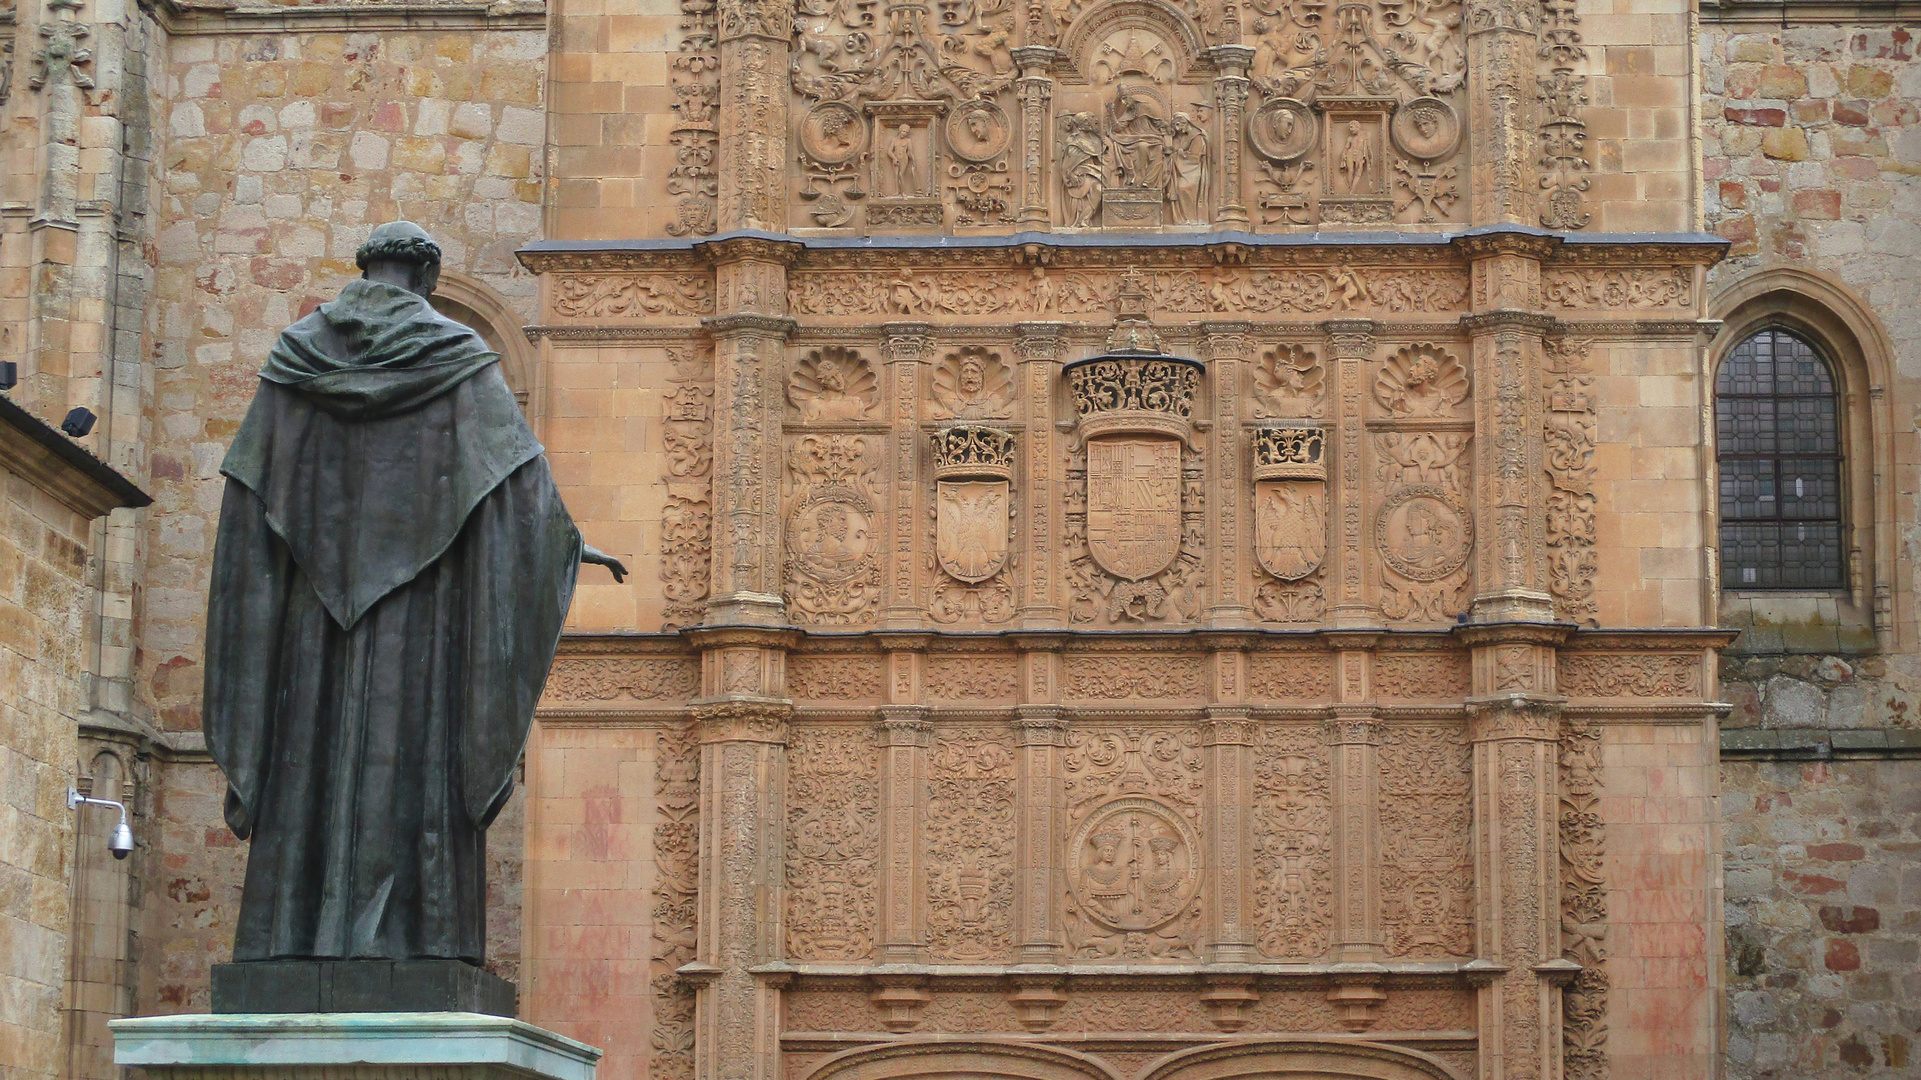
1062, 727, 1206, 959
786, 725, 882, 960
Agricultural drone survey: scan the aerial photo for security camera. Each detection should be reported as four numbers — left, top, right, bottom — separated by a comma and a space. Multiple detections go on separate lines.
68, 788, 135, 860
61, 408, 97, 438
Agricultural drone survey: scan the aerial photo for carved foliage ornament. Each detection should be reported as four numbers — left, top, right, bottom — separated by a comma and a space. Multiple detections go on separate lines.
1560, 720, 1609, 1080
1065, 353, 1205, 441
1378, 723, 1473, 958
649, 725, 699, 1080
1543, 337, 1598, 626
662, 348, 714, 630
926, 733, 1018, 961
1253, 724, 1332, 958
786, 726, 881, 960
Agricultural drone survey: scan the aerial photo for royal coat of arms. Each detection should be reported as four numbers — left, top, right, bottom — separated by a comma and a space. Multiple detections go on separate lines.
1086, 436, 1183, 581
1254, 480, 1327, 581
936, 480, 1010, 583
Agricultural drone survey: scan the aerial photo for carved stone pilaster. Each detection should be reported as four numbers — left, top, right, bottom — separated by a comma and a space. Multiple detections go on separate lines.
1203, 706, 1256, 963
1012, 700, 1065, 964
1206, 47, 1253, 227
1015, 324, 1066, 626
1203, 322, 1253, 626
1012, 48, 1058, 226
877, 706, 931, 963
716, 0, 791, 232
705, 312, 796, 624
1323, 711, 1383, 969
1463, 310, 1556, 622
1465, 0, 1539, 226
687, 697, 791, 1080
1467, 694, 1561, 1080
1323, 321, 1377, 626
881, 324, 933, 629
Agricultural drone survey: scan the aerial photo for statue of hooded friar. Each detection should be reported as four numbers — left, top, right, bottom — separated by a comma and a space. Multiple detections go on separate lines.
203, 222, 625, 967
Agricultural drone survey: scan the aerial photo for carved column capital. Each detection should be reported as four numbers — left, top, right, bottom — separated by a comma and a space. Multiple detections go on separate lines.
1320, 319, 1379, 357
879, 323, 935, 360
877, 707, 933, 746
690, 699, 792, 743
1466, 698, 1562, 741
1322, 716, 1383, 745
1205, 44, 1255, 73
1014, 322, 1067, 360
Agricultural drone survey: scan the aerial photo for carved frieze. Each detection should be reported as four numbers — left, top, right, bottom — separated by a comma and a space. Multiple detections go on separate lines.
649, 724, 700, 1080
1374, 651, 1471, 699
1377, 723, 1473, 958
1560, 719, 1609, 1080
786, 725, 881, 959
786, 264, 1469, 317
1558, 653, 1698, 698
1543, 337, 1598, 626
1247, 653, 1336, 699
1252, 723, 1332, 958
923, 655, 1020, 700
1543, 267, 1692, 310
553, 274, 715, 319
1063, 654, 1206, 699
663, 349, 715, 630
925, 731, 1018, 961
787, 655, 887, 699
544, 657, 702, 702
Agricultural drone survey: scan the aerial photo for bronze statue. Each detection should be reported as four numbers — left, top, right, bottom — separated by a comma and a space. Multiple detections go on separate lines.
203, 222, 624, 967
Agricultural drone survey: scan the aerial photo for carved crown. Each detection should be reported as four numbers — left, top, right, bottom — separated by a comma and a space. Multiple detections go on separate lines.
932, 424, 1017, 481
1063, 352, 1206, 441
1254, 427, 1326, 481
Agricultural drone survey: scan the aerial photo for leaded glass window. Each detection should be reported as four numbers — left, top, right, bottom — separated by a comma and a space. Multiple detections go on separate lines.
1716, 328, 1844, 589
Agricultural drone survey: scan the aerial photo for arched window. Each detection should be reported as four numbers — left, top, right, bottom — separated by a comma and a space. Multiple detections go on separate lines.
1716, 328, 1844, 589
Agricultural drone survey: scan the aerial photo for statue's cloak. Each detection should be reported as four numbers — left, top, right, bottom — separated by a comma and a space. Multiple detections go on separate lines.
203, 279, 581, 962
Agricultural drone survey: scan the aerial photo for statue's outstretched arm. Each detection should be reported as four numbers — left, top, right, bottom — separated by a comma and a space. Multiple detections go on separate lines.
581, 543, 628, 583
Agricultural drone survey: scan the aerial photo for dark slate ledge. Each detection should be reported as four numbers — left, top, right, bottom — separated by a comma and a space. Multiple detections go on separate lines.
0, 392, 151, 514
518, 223, 1729, 258
1721, 727, 1921, 760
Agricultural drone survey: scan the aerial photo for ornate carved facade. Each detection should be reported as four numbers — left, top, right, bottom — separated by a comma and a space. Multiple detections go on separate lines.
520, 0, 1730, 1075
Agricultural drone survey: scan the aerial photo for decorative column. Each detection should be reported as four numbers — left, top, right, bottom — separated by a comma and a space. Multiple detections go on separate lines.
700, 237, 801, 626
1464, 0, 1539, 226
1206, 47, 1254, 228
1015, 323, 1066, 627
1460, 232, 1557, 623
1009, 634, 1068, 1029
715, 0, 792, 232
1322, 633, 1385, 1030
1322, 320, 1377, 627
881, 324, 933, 629
1460, 621, 1570, 1080
872, 680, 932, 1024
1201, 643, 1255, 968
1203, 321, 1253, 626
685, 626, 798, 1080
1012, 48, 1058, 226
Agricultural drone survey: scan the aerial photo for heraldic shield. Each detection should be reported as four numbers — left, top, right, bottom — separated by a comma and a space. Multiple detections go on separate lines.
1086, 436, 1183, 581
1254, 480, 1326, 581
937, 479, 1010, 583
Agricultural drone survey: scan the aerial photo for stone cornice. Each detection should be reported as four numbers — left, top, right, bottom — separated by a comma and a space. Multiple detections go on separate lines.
141, 0, 546, 35
0, 394, 150, 519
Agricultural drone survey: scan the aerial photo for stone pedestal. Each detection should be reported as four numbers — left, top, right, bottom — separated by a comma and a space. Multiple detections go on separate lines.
113, 1013, 600, 1080
211, 960, 516, 1017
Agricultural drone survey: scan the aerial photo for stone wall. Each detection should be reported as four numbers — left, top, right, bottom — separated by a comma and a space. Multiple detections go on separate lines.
1721, 756, 1921, 1077
0, 465, 92, 1080
142, 19, 549, 737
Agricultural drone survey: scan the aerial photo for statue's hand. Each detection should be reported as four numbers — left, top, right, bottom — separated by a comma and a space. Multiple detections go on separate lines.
581, 544, 628, 584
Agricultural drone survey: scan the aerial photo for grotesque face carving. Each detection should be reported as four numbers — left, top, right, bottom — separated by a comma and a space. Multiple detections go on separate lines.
959, 356, 986, 395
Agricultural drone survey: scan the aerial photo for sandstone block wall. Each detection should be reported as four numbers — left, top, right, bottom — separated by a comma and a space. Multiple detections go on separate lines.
0, 469, 96, 1080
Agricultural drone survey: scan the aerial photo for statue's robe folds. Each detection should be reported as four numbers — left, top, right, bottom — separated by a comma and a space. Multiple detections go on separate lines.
204, 279, 581, 962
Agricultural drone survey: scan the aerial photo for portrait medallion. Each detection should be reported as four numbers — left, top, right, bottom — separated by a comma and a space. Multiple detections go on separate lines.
1375, 484, 1473, 581
1068, 797, 1200, 932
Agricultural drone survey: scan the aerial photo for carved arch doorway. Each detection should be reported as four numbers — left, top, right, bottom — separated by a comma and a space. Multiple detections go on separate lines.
802, 1042, 1122, 1080
1137, 1041, 1468, 1080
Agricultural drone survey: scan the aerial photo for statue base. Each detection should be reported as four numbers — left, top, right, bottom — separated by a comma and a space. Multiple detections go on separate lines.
113, 1012, 599, 1080
211, 960, 516, 1017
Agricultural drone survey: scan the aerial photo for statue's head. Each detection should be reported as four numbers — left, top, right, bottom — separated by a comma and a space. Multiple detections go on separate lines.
356, 221, 442, 297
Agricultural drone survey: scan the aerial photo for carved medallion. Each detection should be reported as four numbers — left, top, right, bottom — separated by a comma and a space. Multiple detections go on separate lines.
1068, 797, 1200, 933
946, 100, 1011, 164
789, 491, 876, 578
1376, 484, 1473, 582
1255, 482, 1327, 582
1390, 97, 1461, 162
936, 481, 1009, 583
1086, 437, 1183, 582
799, 101, 868, 166
1248, 98, 1317, 163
